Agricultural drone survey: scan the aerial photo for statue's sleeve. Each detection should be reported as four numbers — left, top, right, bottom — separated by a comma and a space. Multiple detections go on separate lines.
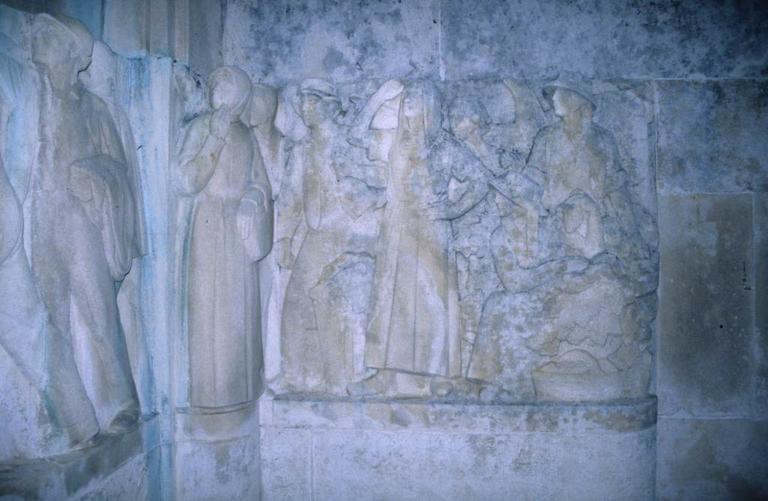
241, 139, 274, 262
0, 49, 39, 201
177, 115, 223, 195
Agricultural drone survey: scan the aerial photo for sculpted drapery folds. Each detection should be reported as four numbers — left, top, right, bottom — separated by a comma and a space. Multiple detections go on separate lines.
179, 66, 273, 409
1, 37, 99, 453
468, 74, 653, 401
350, 81, 462, 397
26, 14, 143, 434
279, 78, 359, 394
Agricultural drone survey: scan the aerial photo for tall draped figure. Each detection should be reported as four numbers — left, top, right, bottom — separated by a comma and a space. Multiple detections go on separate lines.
365, 83, 461, 379
179, 66, 272, 409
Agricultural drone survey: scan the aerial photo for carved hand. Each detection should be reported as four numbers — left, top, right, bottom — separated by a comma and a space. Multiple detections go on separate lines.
68, 164, 106, 227
237, 189, 267, 240
274, 237, 294, 269
210, 107, 232, 140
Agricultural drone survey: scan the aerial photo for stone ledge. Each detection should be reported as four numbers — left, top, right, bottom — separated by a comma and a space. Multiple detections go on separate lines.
261, 395, 657, 434
260, 397, 658, 500
0, 415, 160, 499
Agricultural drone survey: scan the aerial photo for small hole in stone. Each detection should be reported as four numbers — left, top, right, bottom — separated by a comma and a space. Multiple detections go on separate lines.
719, 324, 724, 329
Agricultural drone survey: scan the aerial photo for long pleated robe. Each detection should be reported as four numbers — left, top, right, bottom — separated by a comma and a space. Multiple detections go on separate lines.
365, 108, 461, 378
180, 116, 271, 409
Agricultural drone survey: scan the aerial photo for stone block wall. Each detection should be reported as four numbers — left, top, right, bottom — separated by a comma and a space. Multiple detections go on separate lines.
0, 1, 765, 499
655, 80, 768, 499
223, 0, 768, 499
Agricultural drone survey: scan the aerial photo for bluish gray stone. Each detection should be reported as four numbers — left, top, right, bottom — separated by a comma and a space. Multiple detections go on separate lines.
657, 417, 768, 501
259, 397, 657, 501
657, 80, 768, 194
441, 0, 768, 80
658, 194, 754, 417
755, 194, 768, 417
223, 0, 440, 84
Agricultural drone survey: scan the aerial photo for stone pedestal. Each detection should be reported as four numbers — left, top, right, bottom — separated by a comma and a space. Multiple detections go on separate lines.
259, 396, 657, 500
0, 416, 160, 500
173, 404, 261, 500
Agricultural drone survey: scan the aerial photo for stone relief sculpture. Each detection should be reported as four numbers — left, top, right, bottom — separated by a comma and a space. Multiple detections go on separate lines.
350, 81, 462, 397
80, 40, 149, 410
279, 79, 361, 394
468, 74, 654, 401
0, 37, 99, 457
243, 83, 285, 385
178, 66, 273, 409
267, 75, 656, 403
27, 14, 143, 431
0, 11, 656, 452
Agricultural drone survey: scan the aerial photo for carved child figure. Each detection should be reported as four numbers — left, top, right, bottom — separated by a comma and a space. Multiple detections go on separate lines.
179, 66, 272, 409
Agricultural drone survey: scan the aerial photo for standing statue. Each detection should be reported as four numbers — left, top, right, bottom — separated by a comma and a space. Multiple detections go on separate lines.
279, 79, 357, 394
178, 66, 272, 409
0, 38, 99, 454
354, 82, 461, 397
243, 83, 284, 383
79, 40, 149, 410
28, 14, 143, 432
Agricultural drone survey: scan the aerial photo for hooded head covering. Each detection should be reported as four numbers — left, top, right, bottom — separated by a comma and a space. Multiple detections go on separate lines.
208, 66, 252, 116
33, 13, 93, 71
244, 83, 278, 127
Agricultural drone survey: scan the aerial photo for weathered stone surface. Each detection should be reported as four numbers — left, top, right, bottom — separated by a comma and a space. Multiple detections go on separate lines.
657, 80, 768, 194
658, 194, 754, 417
177, 65, 272, 410
0, 418, 158, 500
263, 396, 657, 433
756, 194, 768, 417
442, 0, 768, 80
657, 417, 768, 500
174, 435, 260, 501
187, 0, 223, 75
223, 0, 440, 85
260, 427, 312, 501
260, 397, 657, 500
268, 76, 656, 403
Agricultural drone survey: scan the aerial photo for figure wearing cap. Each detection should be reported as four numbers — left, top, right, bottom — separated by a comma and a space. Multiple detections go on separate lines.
280, 77, 361, 393
527, 73, 615, 259
28, 13, 143, 433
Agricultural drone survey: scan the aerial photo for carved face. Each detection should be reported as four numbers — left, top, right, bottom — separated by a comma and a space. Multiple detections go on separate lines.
210, 73, 238, 111
299, 93, 338, 127
551, 88, 592, 118
31, 20, 73, 70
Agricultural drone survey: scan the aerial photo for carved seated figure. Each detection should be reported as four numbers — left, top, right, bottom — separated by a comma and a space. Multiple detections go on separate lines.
525, 75, 651, 401
469, 75, 652, 402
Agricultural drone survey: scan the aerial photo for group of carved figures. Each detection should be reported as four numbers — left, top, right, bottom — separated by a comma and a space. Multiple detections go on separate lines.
274, 76, 656, 402
0, 13, 656, 459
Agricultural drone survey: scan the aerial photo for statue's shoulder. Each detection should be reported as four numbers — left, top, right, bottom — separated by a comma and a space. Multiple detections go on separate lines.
531, 123, 557, 145
182, 113, 212, 142
230, 120, 251, 142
